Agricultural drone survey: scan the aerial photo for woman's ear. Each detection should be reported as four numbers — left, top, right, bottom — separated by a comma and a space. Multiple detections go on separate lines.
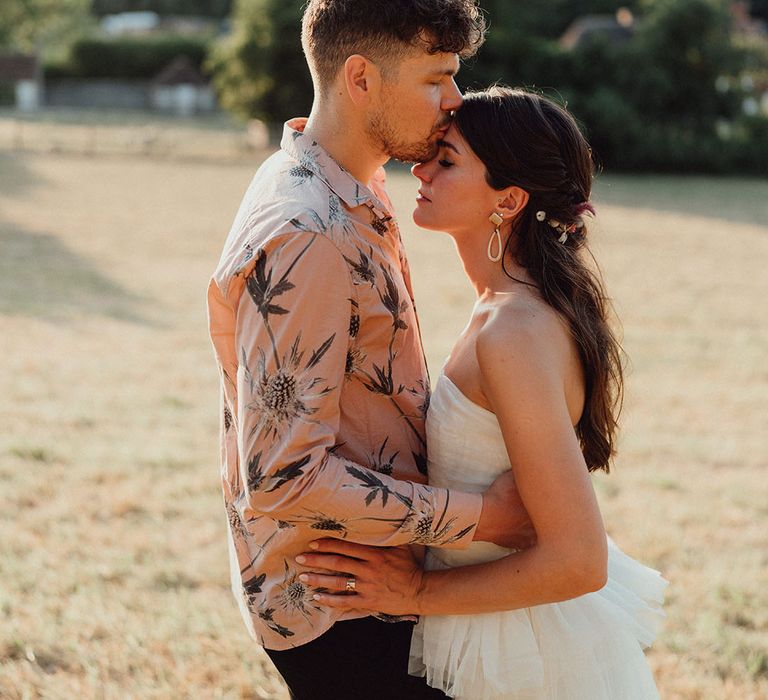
343, 54, 380, 107
496, 186, 529, 221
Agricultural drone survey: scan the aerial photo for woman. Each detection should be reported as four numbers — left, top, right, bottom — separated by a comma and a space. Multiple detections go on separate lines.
298, 86, 666, 699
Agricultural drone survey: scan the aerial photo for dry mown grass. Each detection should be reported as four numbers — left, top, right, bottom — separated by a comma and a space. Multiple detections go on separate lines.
0, 149, 766, 699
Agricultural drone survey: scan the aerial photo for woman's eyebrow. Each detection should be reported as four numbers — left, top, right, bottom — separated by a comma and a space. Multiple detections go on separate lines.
438, 139, 461, 155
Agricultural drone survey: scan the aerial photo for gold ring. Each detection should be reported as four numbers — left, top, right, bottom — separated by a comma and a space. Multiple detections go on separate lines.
345, 577, 356, 593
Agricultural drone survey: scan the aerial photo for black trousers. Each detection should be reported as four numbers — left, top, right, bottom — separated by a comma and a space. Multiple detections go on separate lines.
264, 616, 447, 700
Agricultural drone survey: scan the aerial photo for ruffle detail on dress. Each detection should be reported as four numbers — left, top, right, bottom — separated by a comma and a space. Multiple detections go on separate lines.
409, 537, 667, 700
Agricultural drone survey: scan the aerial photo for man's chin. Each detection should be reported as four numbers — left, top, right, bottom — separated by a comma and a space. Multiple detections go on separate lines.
390, 140, 439, 164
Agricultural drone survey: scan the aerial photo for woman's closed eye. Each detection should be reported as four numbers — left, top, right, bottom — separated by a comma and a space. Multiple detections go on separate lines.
438, 159, 454, 168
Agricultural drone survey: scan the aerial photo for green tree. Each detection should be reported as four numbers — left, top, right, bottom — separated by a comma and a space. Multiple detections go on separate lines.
207, 0, 311, 123
477, 0, 643, 40
750, 0, 768, 20
567, 0, 746, 170
0, 0, 93, 53
631, 0, 739, 124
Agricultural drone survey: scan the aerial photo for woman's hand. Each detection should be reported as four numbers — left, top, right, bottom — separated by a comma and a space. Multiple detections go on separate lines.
296, 539, 424, 616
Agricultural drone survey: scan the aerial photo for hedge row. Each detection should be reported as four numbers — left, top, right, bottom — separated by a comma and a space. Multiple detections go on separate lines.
46, 35, 210, 79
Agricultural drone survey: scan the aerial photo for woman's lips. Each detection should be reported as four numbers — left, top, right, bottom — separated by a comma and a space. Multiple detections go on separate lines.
417, 190, 432, 203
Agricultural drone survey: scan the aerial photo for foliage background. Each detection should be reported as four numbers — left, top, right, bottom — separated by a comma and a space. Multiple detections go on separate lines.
89, 0, 233, 17
207, 0, 768, 173
1, 0, 765, 171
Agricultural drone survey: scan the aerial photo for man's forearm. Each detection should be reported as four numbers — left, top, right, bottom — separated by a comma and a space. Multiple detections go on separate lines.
243, 445, 483, 550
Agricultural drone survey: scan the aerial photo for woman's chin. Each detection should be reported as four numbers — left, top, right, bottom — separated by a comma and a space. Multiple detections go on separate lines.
413, 205, 437, 230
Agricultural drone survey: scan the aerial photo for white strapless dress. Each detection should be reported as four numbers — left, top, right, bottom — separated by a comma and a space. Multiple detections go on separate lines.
408, 373, 667, 700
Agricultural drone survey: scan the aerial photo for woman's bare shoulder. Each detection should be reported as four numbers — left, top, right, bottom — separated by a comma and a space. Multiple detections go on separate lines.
476, 293, 569, 372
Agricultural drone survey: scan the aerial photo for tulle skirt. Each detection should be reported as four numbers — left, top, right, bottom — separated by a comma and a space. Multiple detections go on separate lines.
409, 538, 667, 700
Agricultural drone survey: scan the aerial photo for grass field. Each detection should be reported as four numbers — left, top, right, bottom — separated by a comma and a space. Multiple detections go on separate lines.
1, 148, 767, 699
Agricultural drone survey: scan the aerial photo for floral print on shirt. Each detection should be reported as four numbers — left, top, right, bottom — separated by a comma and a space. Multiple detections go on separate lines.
208, 118, 481, 649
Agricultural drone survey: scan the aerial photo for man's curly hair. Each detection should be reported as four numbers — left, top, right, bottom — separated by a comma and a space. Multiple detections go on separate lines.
302, 0, 486, 93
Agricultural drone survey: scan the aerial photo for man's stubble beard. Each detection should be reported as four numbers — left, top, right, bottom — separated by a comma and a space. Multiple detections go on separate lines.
367, 103, 442, 164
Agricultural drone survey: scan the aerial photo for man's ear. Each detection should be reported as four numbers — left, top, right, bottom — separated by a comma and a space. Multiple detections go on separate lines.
496, 186, 529, 221
343, 54, 381, 107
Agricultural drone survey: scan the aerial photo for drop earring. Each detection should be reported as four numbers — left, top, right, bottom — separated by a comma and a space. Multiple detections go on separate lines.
487, 212, 503, 262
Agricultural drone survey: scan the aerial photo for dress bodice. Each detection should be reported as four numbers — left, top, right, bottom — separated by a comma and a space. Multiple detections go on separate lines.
426, 373, 513, 567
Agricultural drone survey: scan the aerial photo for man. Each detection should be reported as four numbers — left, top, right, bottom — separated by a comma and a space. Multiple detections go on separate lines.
207, 1, 531, 697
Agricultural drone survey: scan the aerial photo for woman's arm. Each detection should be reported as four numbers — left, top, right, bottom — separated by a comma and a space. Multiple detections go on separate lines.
416, 315, 608, 614
299, 311, 608, 616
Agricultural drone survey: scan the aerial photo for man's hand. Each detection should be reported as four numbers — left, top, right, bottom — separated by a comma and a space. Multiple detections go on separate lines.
295, 540, 424, 616
474, 469, 536, 549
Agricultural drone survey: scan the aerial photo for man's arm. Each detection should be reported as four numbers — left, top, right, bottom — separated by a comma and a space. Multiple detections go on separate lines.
232, 229, 482, 548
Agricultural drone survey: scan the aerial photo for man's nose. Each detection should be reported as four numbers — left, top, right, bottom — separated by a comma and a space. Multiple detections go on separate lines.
442, 79, 463, 112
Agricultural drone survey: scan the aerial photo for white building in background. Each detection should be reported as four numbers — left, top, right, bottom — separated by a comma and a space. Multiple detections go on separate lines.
0, 53, 41, 112
100, 11, 220, 37
101, 12, 161, 35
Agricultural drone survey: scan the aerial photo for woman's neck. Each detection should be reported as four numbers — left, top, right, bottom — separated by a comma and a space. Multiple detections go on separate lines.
451, 226, 535, 299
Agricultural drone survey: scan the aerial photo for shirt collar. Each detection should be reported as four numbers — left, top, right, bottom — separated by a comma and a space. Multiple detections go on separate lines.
280, 118, 391, 214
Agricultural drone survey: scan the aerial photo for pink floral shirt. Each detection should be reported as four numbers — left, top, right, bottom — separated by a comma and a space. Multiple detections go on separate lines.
207, 119, 482, 649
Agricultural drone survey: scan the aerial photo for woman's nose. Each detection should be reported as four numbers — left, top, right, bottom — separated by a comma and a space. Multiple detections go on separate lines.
411, 162, 430, 182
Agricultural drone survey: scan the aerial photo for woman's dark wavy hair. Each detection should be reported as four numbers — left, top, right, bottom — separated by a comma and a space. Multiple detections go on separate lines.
302, 0, 486, 92
454, 86, 624, 473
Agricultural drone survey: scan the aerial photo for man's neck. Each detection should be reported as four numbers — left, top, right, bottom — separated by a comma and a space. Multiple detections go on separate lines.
304, 101, 388, 188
